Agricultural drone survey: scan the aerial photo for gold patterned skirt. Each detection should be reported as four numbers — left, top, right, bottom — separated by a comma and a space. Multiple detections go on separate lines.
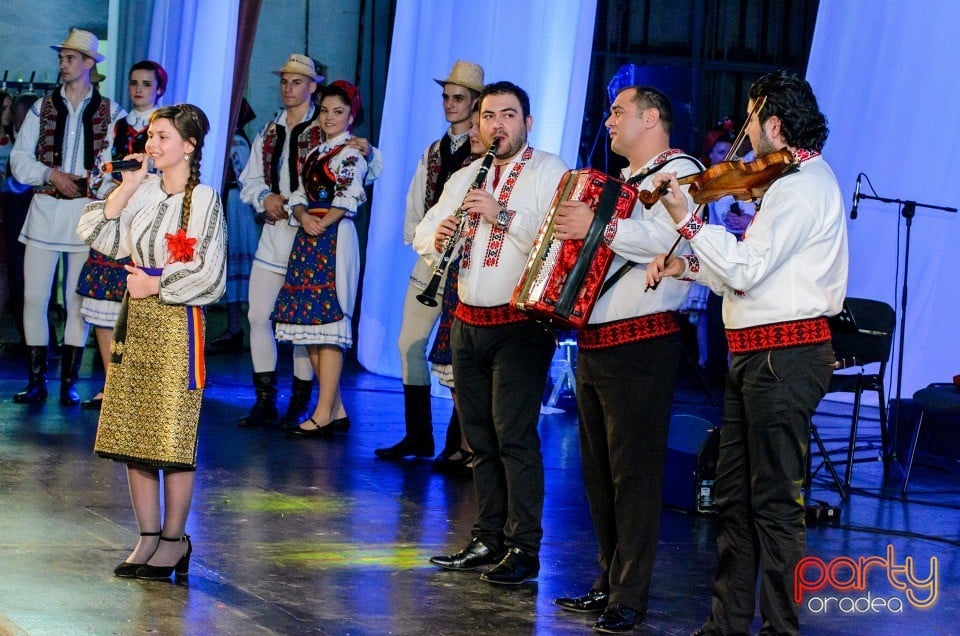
94, 295, 205, 469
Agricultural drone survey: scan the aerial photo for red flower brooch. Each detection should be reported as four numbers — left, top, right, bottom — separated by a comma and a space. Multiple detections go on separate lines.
165, 228, 197, 264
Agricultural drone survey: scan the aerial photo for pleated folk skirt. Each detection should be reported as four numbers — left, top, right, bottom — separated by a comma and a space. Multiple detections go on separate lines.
94, 295, 205, 469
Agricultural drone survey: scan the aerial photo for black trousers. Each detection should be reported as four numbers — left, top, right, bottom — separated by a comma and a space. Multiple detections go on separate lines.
576, 335, 681, 613
702, 342, 834, 636
451, 318, 555, 555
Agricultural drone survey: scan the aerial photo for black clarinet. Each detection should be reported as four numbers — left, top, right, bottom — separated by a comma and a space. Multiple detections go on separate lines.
416, 139, 500, 307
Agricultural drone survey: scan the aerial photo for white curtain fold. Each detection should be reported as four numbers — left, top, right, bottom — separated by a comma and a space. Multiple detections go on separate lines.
807, 0, 960, 398
147, 0, 239, 189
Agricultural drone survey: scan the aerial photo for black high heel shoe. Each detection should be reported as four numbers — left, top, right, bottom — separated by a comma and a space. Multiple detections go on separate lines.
135, 534, 192, 581
81, 393, 104, 411
114, 531, 161, 578
331, 416, 351, 433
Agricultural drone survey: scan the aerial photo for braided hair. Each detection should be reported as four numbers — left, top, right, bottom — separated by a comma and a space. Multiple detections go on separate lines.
150, 104, 210, 229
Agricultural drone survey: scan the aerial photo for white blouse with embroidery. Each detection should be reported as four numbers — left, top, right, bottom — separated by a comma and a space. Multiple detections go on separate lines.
77, 174, 226, 306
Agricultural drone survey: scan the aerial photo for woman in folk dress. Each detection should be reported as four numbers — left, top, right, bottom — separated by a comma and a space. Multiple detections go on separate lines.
77, 104, 225, 580
77, 60, 168, 410
273, 81, 367, 438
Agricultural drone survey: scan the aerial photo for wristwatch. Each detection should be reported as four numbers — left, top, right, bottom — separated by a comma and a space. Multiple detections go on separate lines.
496, 208, 510, 229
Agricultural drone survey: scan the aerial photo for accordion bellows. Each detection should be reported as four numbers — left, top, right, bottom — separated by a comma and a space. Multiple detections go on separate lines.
513, 169, 638, 330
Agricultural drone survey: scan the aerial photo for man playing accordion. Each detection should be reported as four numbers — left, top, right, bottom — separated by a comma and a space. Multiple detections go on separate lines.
552, 85, 700, 633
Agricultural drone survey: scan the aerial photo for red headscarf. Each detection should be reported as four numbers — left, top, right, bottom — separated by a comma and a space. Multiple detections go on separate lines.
329, 80, 361, 124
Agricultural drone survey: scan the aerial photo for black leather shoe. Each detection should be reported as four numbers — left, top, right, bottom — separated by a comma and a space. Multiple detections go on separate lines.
287, 417, 335, 439
374, 437, 433, 459
429, 537, 505, 571
431, 450, 474, 478
331, 416, 351, 433
114, 561, 143, 578
81, 396, 103, 411
238, 372, 278, 428
554, 589, 609, 613
594, 603, 642, 633
59, 345, 84, 405
480, 547, 539, 585
279, 378, 313, 429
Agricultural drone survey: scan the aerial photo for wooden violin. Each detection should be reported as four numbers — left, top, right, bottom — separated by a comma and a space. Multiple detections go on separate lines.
638, 149, 796, 209
646, 95, 768, 292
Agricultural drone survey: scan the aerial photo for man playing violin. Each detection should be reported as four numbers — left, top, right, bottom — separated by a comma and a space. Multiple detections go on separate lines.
647, 71, 848, 636
551, 85, 701, 633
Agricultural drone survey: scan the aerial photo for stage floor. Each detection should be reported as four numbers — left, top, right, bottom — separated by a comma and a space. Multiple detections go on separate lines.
0, 327, 958, 635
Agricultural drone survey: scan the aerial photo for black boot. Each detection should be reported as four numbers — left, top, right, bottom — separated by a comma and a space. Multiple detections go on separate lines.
279, 377, 314, 429
59, 345, 84, 406
374, 384, 435, 459
13, 345, 48, 404
238, 371, 278, 428
438, 408, 463, 459
433, 408, 474, 477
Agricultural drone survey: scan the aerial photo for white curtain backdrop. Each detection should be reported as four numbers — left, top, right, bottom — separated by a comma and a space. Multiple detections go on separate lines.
806, 0, 960, 401
147, 0, 238, 189
358, 0, 598, 377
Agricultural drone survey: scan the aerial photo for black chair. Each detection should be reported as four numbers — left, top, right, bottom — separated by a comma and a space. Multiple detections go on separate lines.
824, 298, 896, 489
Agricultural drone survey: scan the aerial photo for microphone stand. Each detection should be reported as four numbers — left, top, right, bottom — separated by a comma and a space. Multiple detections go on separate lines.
855, 192, 957, 465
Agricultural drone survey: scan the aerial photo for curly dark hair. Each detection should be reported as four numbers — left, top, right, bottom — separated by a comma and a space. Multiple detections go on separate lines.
749, 71, 828, 152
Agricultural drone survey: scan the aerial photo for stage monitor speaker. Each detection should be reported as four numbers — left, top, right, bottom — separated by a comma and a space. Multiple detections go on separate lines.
889, 398, 960, 464
663, 414, 720, 514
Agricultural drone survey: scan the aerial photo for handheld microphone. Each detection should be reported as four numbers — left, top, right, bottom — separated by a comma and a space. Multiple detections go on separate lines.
103, 158, 147, 172
850, 173, 862, 219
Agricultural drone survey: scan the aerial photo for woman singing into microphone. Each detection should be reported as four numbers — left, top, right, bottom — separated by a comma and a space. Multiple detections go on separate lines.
78, 103, 225, 580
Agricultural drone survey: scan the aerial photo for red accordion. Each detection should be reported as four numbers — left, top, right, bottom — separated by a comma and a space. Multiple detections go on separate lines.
512, 168, 639, 330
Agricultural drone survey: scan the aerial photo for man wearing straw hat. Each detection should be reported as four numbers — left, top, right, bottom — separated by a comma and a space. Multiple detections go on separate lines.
238, 53, 381, 430
10, 28, 125, 406
375, 60, 484, 464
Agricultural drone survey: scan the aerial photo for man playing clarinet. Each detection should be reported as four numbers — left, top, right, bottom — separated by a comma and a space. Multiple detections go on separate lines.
416, 81, 567, 585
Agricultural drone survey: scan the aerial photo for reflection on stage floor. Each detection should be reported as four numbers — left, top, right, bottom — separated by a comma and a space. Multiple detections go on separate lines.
0, 335, 957, 635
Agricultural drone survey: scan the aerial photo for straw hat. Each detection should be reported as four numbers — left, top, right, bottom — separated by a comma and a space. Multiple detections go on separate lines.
434, 60, 484, 93
50, 29, 105, 63
272, 54, 324, 83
